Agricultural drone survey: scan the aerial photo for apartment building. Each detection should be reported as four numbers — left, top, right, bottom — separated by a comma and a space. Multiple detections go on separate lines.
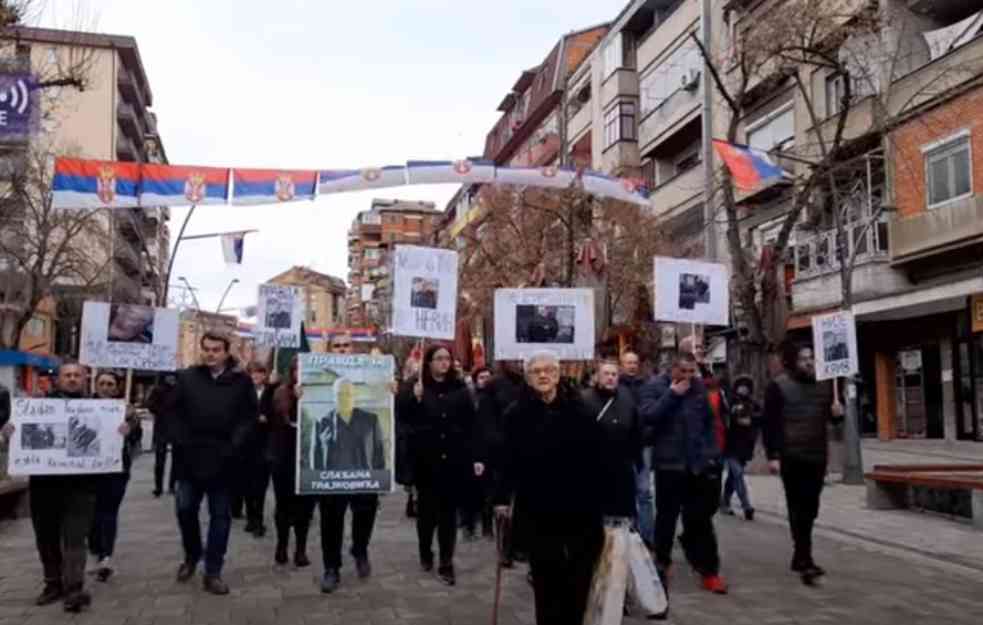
267, 265, 347, 332
347, 199, 439, 330
0, 26, 169, 361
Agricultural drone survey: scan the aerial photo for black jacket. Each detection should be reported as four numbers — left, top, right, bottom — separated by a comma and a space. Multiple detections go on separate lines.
168, 359, 258, 484
473, 371, 522, 472
146, 382, 176, 446
582, 385, 642, 518
763, 372, 837, 465
638, 373, 720, 473
310, 407, 386, 471
397, 376, 476, 489
618, 374, 646, 405
725, 396, 760, 463
494, 382, 603, 539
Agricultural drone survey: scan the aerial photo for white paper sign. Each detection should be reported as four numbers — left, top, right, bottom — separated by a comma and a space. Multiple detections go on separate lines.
494, 288, 595, 361
7, 398, 125, 476
391, 245, 459, 340
653, 257, 730, 326
256, 284, 304, 347
79, 302, 179, 371
812, 311, 859, 381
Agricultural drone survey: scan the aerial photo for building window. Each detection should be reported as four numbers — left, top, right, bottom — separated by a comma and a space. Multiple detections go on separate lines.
604, 102, 636, 148
826, 73, 847, 117
747, 103, 795, 152
639, 38, 701, 117
925, 134, 972, 208
675, 150, 701, 176
641, 159, 656, 190
603, 33, 623, 78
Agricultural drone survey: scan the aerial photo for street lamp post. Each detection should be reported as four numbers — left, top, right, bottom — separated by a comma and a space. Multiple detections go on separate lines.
216, 278, 240, 314
177, 277, 202, 311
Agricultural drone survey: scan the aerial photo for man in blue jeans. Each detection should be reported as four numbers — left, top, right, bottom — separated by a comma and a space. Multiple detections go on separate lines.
169, 332, 257, 595
619, 351, 654, 546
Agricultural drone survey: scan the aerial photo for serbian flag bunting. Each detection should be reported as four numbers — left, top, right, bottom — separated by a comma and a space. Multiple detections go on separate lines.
231, 169, 318, 205
52, 157, 141, 209
141, 164, 230, 207
405, 159, 496, 185
319, 165, 407, 194
712, 139, 787, 191
495, 164, 579, 190
581, 172, 650, 206
221, 232, 245, 264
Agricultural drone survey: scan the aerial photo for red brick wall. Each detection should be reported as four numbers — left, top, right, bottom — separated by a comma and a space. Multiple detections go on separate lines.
892, 84, 983, 218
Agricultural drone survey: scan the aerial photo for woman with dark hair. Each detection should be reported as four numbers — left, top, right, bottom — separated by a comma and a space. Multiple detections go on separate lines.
270, 357, 315, 567
397, 345, 478, 586
88, 371, 141, 582
494, 351, 604, 625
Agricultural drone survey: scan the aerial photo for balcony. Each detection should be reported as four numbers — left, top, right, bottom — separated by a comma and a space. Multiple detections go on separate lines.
116, 209, 142, 241
890, 193, 983, 264
114, 240, 142, 276
115, 132, 143, 162
600, 69, 639, 109
117, 67, 147, 112
111, 271, 142, 303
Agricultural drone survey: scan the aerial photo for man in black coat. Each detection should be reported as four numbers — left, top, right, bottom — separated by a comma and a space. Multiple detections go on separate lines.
310, 378, 386, 471
241, 362, 276, 537
170, 332, 257, 595
147, 376, 177, 497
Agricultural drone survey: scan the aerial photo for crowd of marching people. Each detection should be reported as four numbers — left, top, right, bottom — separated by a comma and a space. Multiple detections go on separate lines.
0, 328, 843, 623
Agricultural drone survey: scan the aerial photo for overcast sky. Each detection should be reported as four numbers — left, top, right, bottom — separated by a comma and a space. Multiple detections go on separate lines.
43, 0, 616, 319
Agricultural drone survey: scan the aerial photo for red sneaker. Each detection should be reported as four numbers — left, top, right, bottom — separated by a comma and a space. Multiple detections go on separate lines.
702, 574, 728, 594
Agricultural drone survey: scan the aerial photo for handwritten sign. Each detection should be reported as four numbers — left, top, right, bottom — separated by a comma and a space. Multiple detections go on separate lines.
256, 284, 304, 347
812, 311, 859, 381
6, 398, 125, 476
390, 245, 458, 340
653, 256, 729, 326
297, 353, 395, 495
494, 288, 595, 361
79, 302, 179, 371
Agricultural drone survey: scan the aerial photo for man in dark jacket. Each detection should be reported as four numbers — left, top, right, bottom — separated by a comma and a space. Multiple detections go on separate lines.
170, 332, 257, 595
763, 342, 842, 584
147, 376, 177, 497
619, 350, 654, 546
639, 351, 727, 594
720, 375, 759, 520
242, 362, 275, 537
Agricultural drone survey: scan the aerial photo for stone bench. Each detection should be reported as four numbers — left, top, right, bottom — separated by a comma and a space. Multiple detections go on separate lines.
865, 464, 983, 530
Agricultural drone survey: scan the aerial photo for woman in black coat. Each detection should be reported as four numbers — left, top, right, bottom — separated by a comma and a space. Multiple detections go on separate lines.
494, 351, 604, 625
397, 345, 478, 586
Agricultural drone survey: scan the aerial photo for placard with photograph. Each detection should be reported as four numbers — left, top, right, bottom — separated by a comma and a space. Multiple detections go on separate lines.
256, 284, 304, 347
6, 398, 126, 476
653, 257, 730, 326
494, 288, 595, 361
812, 310, 859, 381
79, 302, 180, 371
391, 245, 458, 340
297, 353, 395, 495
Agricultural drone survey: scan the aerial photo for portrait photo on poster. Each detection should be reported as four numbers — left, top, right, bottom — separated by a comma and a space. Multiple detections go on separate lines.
811, 310, 859, 381
516, 305, 575, 344
822, 328, 850, 363
20, 423, 67, 451
264, 295, 294, 330
107, 303, 155, 344
67, 415, 101, 457
678, 273, 711, 311
410, 277, 439, 310
653, 257, 729, 326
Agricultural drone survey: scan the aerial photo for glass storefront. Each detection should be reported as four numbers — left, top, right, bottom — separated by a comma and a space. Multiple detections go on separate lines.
954, 308, 983, 441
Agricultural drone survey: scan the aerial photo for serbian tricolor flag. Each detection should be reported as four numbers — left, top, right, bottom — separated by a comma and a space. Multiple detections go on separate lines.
712, 140, 787, 191
221, 232, 245, 264
581, 171, 650, 207
495, 164, 580, 190
52, 157, 141, 209
141, 164, 230, 207
319, 165, 407, 194
231, 169, 318, 205
405, 159, 496, 185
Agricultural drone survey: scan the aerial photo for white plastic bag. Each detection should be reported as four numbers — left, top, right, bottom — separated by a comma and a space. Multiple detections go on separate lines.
626, 530, 668, 617
584, 523, 630, 625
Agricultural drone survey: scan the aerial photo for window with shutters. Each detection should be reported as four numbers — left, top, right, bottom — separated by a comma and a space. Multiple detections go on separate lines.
924, 134, 972, 208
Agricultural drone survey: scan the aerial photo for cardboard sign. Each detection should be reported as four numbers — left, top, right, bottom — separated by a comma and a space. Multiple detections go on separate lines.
79, 302, 179, 371
812, 311, 859, 381
390, 245, 459, 340
494, 288, 595, 361
7, 399, 125, 476
653, 257, 730, 326
297, 353, 395, 495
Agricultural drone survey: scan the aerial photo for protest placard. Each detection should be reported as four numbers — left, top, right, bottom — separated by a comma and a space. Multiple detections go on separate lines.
79, 302, 179, 371
296, 353, 395, 495
390, 245, 458, 340
653, 257, 729, 326
812, 310, 859, 381
7, 398, 125, 476
256, 284, 304, 347
494, 288, 595, 361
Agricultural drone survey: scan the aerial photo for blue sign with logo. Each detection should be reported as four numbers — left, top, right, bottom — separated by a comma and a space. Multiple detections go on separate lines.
0, 73, 38, 138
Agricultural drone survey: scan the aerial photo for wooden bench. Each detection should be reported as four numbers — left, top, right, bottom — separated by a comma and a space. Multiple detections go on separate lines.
865, 464, 983, 530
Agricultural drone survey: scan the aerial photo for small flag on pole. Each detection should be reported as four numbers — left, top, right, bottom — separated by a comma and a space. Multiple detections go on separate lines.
221, 232, 245, 264
712, 139, 788, 191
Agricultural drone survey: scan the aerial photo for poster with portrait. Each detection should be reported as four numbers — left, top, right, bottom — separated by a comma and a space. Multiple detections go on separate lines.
296, 353, 395, 495
79, 302, 179, 371
256, 283, 304, 347
494, 288, 595, 361
6, 398, 125, 476
391, 245, 458, 341
653, 257, 730, 326
812, 310, 859, 381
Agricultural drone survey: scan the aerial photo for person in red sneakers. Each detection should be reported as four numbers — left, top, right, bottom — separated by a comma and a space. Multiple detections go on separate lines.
639, 351, 728, 595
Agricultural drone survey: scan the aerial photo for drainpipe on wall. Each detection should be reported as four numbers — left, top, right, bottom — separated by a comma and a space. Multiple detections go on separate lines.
701, 0, 717, 262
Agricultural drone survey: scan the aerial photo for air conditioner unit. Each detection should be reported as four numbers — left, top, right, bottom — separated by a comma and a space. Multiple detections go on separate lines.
681, 69, 701, 91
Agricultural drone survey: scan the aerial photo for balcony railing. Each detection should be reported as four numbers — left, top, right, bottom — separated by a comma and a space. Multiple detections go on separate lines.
793, 218, 890, 281
890, 193, 983, 263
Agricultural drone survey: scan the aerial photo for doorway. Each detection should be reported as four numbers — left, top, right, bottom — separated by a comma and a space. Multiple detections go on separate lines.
895, 345, 944, 439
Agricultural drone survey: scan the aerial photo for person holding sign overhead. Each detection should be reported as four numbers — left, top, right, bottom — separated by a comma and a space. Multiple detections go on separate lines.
0, 362, 130, 613
763, 342, 843, 585
397, 344, 478, 587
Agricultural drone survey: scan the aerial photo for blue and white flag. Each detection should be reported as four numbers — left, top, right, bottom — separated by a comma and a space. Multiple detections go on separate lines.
495, 165, 579, 190
221, 233, 245, 265
319, 165, 407, 194
405, 159, 497, 185
582, 172, 651, 207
